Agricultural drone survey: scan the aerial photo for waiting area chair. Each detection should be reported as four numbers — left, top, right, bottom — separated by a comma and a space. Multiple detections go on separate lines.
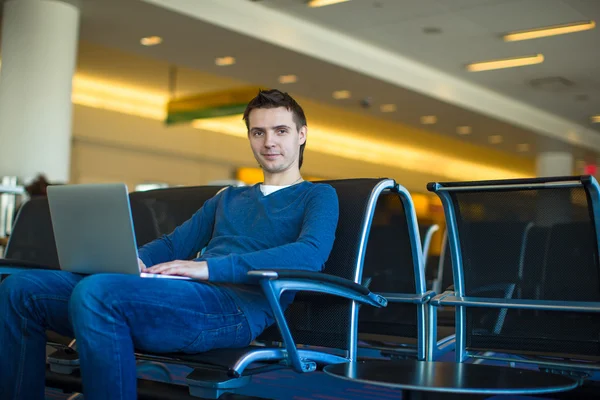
428, 175, 600, 377
2, 178, 401, 398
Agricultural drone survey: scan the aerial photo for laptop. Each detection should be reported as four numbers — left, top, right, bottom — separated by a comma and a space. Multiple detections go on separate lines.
47, 183, 190, 280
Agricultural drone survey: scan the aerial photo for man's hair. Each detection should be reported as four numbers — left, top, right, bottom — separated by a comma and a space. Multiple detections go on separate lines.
243, 89, 307, 168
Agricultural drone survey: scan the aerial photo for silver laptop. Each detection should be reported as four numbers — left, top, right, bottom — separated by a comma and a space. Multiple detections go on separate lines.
47, 183, 190, 280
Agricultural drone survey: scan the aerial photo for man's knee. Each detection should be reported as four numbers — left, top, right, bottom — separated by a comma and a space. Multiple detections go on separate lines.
0, 272, 42, 311
68, 275, 117, 325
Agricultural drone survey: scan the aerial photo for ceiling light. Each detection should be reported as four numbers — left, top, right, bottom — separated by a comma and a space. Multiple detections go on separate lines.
420, 115, 437, 125
380, 104, 396, 113
456, 126, 471, 135
592, 115, 600, 123
489, 135, 503, 144
140, 36, 163, 46
503, 20, 595, 42
278, 74, 298, 84
466, 54, 544, 72
308, 0, 351, 8
516, 143, 530, 152
332, 90, 351, 100
215, 56, 236, 66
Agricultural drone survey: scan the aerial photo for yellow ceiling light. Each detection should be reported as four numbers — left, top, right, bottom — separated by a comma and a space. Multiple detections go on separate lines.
488, 135, 503, 144
308, 0, 351, 8
503, 20, 595, 42
456, 126, 472, 135
278, 74, 298, 84
215, 56, 236, 66
380, 104, 396, 113
332, 90, 351, 99
592, 115, 600, 123
140, 36, 163, 46
420, 115, 437, 125
466, 54, 544, 72
192, 115, 527, 181
516, 143, 530, 152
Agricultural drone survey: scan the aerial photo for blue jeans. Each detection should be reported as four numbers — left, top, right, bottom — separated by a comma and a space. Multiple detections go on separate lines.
0, 270, 251, 400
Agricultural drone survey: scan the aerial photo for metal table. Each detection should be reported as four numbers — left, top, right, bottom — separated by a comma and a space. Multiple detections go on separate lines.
324, 359, 579, 399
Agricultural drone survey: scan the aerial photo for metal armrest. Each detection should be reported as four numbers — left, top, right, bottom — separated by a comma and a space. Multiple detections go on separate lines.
436, 295, 600, 313
430, 290, 455, 306
248, 269, 388, 375
247, 270, 387, 308
377, 290, 436, 305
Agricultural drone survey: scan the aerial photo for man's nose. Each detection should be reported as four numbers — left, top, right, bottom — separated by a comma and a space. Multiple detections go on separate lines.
263, 132, 276, 147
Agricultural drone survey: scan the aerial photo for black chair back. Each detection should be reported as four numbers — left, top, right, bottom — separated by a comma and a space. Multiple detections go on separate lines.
259, 178, 396, 351
3, 197, 60, 269
129, 186, 225, 246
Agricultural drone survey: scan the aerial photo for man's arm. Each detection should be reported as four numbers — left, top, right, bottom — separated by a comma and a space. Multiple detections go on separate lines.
206, 185, 339, 284
137, 191, 223, 267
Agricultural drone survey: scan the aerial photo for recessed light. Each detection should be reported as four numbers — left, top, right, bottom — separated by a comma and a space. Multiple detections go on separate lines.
466, 54, 544, 72
423, 27, 442, 35
420, 115, 437, 125
380, 104, 396, 113
308, 0, 351, 8
592, 115, 600, 123
516, 143, 530, 152
332, 90, 351, 100
140, 36, 162, 46
489, 135, 503, 144
278, 74, 298, 84
456, 126, 471, 135
503, 20, 595, 42
215, 56, 236, 66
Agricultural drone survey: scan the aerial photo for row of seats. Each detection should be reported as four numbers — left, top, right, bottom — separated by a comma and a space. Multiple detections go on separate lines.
1, 176, 599, 398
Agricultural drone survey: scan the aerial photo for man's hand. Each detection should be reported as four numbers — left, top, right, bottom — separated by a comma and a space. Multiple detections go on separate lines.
143, 260, 209, 280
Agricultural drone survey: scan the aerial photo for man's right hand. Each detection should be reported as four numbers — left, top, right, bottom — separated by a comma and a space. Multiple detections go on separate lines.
138, 258, 147, 272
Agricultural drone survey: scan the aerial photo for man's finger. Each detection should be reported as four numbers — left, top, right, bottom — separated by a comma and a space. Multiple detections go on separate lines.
158, 266, 185, 276
145, 263, 173, 273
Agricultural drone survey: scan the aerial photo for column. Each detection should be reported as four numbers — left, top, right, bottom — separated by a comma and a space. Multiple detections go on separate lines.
535, 152, 574, 224
535, 152, 573, 177
0, 0, 80, 183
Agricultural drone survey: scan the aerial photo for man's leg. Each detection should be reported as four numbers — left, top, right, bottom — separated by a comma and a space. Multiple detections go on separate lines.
69, 274, 251, 400
0, 270, 83, 400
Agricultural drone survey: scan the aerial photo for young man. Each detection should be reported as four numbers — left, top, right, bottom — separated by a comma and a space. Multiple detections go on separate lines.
0, 89, 339, 400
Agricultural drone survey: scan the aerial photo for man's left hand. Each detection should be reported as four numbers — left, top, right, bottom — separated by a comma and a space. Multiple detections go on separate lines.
143, 260, 209, 280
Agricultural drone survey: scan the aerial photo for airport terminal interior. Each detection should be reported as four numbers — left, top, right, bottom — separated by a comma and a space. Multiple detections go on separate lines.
0, 0, 600, 399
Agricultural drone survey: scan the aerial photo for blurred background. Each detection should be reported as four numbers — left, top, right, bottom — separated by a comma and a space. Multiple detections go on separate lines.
0, 0, 598, 259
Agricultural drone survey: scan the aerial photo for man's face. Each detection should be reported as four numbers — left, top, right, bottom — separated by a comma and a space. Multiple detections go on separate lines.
247, 107, 306, 175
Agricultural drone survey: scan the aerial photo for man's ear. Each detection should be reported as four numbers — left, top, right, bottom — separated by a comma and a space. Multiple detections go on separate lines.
299, 125, 307, 145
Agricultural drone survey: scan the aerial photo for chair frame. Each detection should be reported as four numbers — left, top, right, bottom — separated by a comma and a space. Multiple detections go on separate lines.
420, 224, 439, 264
428, 175, 600, 371
359, 184, 436, 361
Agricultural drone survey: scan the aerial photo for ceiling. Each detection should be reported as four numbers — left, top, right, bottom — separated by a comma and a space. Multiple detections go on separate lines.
259, 0, 600, 133
2, 0, 598, 164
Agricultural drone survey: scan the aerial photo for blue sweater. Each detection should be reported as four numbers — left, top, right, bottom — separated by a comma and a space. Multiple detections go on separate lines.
137, 181, 339, 339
